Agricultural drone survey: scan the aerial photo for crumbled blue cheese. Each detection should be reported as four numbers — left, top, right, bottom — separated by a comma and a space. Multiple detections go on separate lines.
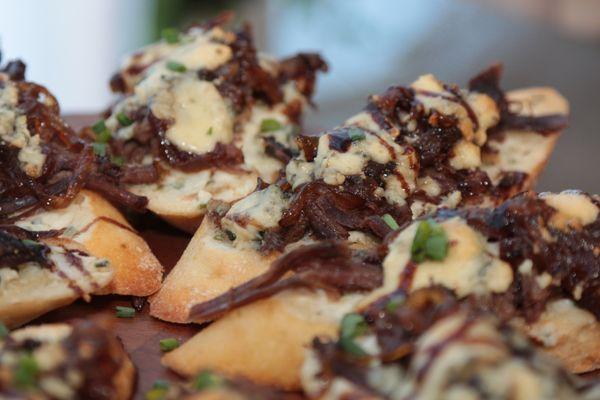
286, 114, 417, 206
363, 216, 513, 305
540, 190, 599, 230
221, 185, 290, 243
0, 78, 46, 177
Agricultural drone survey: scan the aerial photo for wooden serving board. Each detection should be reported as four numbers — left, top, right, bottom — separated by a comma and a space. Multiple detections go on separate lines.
35, 215, 196, 399
32, 116, 197, 399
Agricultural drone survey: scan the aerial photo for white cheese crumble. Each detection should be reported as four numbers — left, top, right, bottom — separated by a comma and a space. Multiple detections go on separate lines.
221, 185, 290, 243
0, 78, 46, 177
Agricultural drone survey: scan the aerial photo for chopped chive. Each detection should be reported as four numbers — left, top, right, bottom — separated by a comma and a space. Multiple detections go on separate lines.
339, 313, 368, 357
213, 233, 225, 241
111, 155, 125, 167
159, 338, 179, 352
116, 112, 133, 127
197, 203, 207, 210
193, 371, 224, 391
115, 306, 135, 318
382, 214, 400, 231
347, 127, 366, 142
92, 120, 112, 143
161, 27, 180, 44
14, 354, 39, 388
260, 118, 283, 132
166, 60, 186, 73
0, 322, 9, 339
91, 142, 107, 157
21, 239, 39, 247
206, 127, 213, 136
91, 120, 107, 134
94, 260, 109, 268
385, 295, 405, 313
411, 219, 448, 263
145, 388, 167, 400
152, 380, 170, 390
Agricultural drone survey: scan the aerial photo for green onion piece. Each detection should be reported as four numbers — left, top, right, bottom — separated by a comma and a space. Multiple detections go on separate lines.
260, 118, 283, 132
116, 112, 133, 127
206, 127, 213, 136
411, 219, 448, 262
145, 388, 167, 400
94, 260, 109, 268
193, 371, 224, 391
0, 322, 9, 339
340, 313, 368, 339
166, 60, 186, 73
347, 127, 366, 142
161, 27, 180, 44
385, 295, 405, 313
382, 214, 400, 230
14, 354, 39, 388
339, 313, 368, 356
92, 120, 107, 134
111, 155, 125, 167
115, 306, 135, 318
152, 380, 170, 390
159, 338, 180, 352
21, 239, 39, 247
91, 142, 107, 157
339, 336, 367, 356
92, 120, 112, 143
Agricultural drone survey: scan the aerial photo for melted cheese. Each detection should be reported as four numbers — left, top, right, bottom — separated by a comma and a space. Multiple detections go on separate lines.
541, 191, 599, 229
222, 185, 289, 243
363, 217, 513, 305
158, 79, 234, 154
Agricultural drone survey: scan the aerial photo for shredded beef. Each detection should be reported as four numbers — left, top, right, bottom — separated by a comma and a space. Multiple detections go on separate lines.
0, 229, 50, 268
190, 241, 382, 320
0, 63, 147, 222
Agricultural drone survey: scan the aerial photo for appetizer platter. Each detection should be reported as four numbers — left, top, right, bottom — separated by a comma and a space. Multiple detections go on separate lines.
0, 12, 598, 400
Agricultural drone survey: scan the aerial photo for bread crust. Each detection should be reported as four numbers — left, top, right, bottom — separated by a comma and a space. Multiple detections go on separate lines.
149, 219, 278, 323
162, 289, 350, 390
151, 87, 568, 325
80, 190, 163, 295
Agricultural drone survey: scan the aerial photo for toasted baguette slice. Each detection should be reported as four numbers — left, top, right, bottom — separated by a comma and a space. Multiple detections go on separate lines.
17, 190, 163, 296
103, 17, 327, 233
1, 321, 135, 399
0, 237, 112, 328
130, 169, 259, 233
162, 289, 359, 390
150, 86, 568, 324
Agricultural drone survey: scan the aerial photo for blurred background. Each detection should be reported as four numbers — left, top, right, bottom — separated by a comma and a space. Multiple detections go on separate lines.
0, 0, 598, 192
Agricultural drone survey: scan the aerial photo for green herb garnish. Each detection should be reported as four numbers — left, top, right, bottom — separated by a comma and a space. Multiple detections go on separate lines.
385, 295, 405, 313
193, 371, 224, 391
111, 155, 125, 167
145, 380, 169, 400
339, 313, 368, 357
0, 322, 9, 339
94, 260, 109, 268
382, 214, 400, 230
206, 127, 213, 136
347, 127, 366, 142
91, 142, 107, 157
14, 354, 39, 388
161, 27, 180, 44
159, 338, 180, 352
115, 306, 135, 318
411, 219, 448, 263
21, 239, 39, 247
166, 60, 186, 73
92, 120, 111, 143
260, 119, 283, 132
116, 112, 133, 127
